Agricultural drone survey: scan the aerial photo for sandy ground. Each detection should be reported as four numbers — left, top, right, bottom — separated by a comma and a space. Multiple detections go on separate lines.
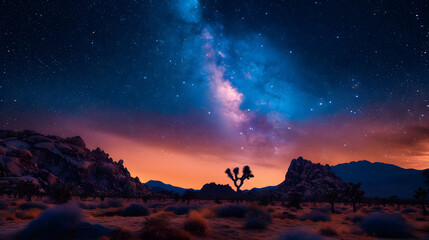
0, 198, 428, 239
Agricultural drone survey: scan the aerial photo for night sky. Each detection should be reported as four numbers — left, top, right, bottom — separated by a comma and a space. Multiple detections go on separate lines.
1, 0, 429, 188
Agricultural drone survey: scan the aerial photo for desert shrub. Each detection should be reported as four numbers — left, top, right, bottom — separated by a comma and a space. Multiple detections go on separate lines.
140, 216, 190, 240
107, 228, 134, 240
107, 199, 123, 208
351, 215, 364, 223
15, 208, 44, 220
360, 212, 413, 238
217, 204, 249, 218
401, 208, 417, 214
165, 205, 199, 215
421, 224, 429, 233
97, 210, 123, 217
164, 206, 176, 212
371, 205, 383, 211
18, 202, 47, 210
122, 203, 149, 217
183, 210, 209, 236
0, 200, 8, 210
310, 207, 330, 214
149, 203, 165, 208
299, 211, 331, 222
18, 205, 83, 239
276, 229, 324, 240
199, 207, 215, 218
267, 207, 276, 213
97, 199, 123, 209
78, 202, 97, 210
319, 226, 337, 237
98, 202, 110, 209
244, 209, 272, 229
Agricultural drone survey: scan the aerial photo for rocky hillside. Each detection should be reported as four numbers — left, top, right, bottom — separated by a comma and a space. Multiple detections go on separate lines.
0, 129, 150, 197
273, 156, 348, 201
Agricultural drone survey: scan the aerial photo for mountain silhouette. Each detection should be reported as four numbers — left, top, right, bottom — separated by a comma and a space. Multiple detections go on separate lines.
331, 160, 427, 199
145, 180, 196, 195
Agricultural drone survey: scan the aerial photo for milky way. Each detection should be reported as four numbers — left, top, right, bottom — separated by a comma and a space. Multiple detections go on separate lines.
1, 0, 428, 188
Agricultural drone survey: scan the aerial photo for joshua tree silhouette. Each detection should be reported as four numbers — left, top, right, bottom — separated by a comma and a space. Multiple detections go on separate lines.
327, 189, 339, 214
414, 187, 427, 216
346, 182, 364, 213
225, 166, 254, 192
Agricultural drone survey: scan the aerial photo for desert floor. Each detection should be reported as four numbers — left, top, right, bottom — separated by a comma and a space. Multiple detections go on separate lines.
0, 197, 428, 239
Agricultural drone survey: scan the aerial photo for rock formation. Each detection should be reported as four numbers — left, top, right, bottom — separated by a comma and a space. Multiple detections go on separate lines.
0, 129, 150, 197
197, 182, 236, 200
273, 156, 348, 201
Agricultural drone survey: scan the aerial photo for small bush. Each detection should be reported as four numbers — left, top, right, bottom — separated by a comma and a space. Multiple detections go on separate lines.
108, 228, 134, 240
319, 226, 337, 237
276, 229, 324, 240
140, 217, 190, 240
299, 211, 331, 222
122, 203, 150, 217
15, 208, 44, 220
174, 206, 196, 215
371, 206, 383, 211
360, 212, 413, 238
98, 199, 123, 209
217, 204, 249, 218
244, 210, 272, 229
107, 199, 123, 208
199, 207, 215, 218
0, 200, 8, 210
78, 202, 97, 210
183, 210, 209, 236
401, 208, 417, 214
18, 202, 47, 211
19, 205, 83, 239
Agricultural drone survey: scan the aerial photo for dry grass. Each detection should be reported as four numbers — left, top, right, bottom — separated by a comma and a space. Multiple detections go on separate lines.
199, 207, 216, 218
183, 210, 209, 236
319, 226, 338, 237
140, 216, 190, 240
15, 208, 44, 220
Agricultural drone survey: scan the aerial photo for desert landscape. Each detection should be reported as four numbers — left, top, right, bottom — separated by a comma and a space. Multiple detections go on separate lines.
0, 130, 428, 239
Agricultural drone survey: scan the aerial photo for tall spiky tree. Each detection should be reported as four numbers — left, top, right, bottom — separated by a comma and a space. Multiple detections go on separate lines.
346, 182, 364, 213
327, 189, 339, 214
225, 166, 254, 192
414, 187, 427, 216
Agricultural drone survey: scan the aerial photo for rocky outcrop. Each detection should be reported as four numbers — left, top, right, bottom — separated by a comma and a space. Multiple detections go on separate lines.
0, 129, 150, 197
273, 156, 348, 201
197, 182, 236, 200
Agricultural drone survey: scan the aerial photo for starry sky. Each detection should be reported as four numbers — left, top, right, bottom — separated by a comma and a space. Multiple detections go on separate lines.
1, 0, 429, 189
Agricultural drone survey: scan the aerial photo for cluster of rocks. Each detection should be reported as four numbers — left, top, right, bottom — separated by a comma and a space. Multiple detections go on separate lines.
273, 156, 348, 201
0, 129, 150, 197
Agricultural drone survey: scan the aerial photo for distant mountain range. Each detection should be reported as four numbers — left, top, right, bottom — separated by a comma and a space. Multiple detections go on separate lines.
331, 160, 427, 199
145, 180, 196, 195
146, 160, 428, 199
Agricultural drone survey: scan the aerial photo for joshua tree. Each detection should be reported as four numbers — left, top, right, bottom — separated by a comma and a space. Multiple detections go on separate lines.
414, 187, 427, 216
327, 189, 339, 214
346, 182, 365, 212
225, 165, 254, 192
